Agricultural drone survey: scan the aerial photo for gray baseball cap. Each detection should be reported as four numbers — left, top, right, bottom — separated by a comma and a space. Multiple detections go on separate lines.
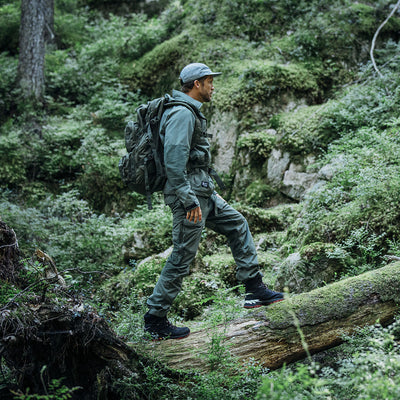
179, 63, 222, 84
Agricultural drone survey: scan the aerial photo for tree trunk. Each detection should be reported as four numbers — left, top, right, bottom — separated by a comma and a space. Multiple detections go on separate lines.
18, 0, 48, 103
43, 0, 55, 46
152, 262, 400, 372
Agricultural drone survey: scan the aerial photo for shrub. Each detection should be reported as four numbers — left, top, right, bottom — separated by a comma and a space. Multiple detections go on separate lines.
237, 130, 276, 163
123, 32, 194, 97
295, 126, 400, 272
0, 190, 131, 288
277, 104, 335, 156
0, 129, 26, 187
213, 60, 320, 111
0, 3, 20, 54
245, 181, 277, 207
258, 317, 400, 400
0, 53, 18, 121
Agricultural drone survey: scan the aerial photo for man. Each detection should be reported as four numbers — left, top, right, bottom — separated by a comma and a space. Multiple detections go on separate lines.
144, 63, 284, 340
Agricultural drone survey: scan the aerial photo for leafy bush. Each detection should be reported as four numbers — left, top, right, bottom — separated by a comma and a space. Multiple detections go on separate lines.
277, 104, 335, 155
0, 128, 27, 187
0, 190, 130, 287
0, 2, 20, 54
258, 317, 400, 400
214, 60, 320, 111
0, 53, 18, 121
245, 181, 277, 207
46, 13, 166, 106
297, 127, 400, 260
88, 82, 141, 132
123, 32, 194, 96
54, 6, 91, 49
237, 130, 276, 162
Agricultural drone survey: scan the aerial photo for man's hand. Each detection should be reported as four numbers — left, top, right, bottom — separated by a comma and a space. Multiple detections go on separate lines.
186, 206, 202, 223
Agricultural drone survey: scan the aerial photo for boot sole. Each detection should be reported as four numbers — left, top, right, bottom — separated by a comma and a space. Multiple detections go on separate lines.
243, 298, 284, 309
145, 332, 191, 341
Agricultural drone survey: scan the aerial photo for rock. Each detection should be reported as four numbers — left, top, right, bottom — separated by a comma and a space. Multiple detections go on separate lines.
318, 154, 346, 181
209, 111, 239, 174
275, 243, 352, 293
267, 149, 291, 186
280, 155, 320, 200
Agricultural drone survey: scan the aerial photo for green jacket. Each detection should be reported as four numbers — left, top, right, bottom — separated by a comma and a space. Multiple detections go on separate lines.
160, 90, 215, 210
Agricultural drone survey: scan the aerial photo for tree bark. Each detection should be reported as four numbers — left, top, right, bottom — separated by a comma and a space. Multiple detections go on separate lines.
18, 0, 49, 103
152, 262, 400, 372
43, 0, 55, 46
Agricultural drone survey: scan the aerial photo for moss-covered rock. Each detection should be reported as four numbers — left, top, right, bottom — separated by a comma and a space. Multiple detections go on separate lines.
123, 33, 193, 97
202, 252, 237, 287
276, 103, 336, 156
244, 180, 277, 207
235, 203, 301, 234
172, 271, 225, 319
213, 60, 320, 112
275, 242, 354, 293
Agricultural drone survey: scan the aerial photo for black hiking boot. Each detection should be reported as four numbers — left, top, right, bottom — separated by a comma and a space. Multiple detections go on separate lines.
144, 312, 190, 340
243, 275, 284, 309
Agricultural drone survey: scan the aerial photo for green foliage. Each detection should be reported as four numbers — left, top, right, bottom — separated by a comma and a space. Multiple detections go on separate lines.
124, 32, 193, 97
173, 272, 225, 319
11, 367, 80, 399
296, 125, 400, 268
0, 128, 27, 187
0, 53, 18, 122
0, 280, 18, 305
183, 0, 310, 41
88, 83, 141, 132
0, 190, 131, 287
73, 129, 127, 211
0, 2, 20, 54
53, 4, 90, 49
245, 180, 277, 207
237, 130, 276, 162
214, 60, 320, 111
46, 13, 165, 107
258, 317, 400, 400
277, 104, 334, 155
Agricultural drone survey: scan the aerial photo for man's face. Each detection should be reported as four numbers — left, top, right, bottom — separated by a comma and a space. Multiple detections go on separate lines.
198, 76, 214, 103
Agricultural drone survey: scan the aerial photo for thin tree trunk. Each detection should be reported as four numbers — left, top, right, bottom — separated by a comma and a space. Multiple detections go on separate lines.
151, 262, 400, 372
44, 0, 55, 46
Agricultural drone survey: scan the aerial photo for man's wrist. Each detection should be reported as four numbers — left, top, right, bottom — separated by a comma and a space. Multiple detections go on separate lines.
185, 202, 199, 212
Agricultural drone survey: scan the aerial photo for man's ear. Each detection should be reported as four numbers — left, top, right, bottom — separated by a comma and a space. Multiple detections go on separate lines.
193, 80, 201, 89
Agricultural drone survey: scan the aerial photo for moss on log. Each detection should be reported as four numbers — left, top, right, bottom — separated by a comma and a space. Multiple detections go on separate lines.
152, 262, 400, 371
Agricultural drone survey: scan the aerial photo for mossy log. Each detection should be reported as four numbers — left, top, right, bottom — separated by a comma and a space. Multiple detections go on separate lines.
154, 262, 400, 371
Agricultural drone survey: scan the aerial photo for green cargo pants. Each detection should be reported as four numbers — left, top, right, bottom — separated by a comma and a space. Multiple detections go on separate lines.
147, 193, 261, 317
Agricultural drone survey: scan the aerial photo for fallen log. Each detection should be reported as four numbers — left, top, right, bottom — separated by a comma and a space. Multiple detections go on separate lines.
152, 262, 400, 371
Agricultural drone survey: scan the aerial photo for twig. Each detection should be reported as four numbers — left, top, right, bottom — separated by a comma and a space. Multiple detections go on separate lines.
63, 267, 111, 278
370, 0, 400, 78
0, 278, 48, 311
0, 241, 18, 250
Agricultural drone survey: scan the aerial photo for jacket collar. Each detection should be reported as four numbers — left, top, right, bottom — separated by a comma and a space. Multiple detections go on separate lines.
172, 89, 203, 110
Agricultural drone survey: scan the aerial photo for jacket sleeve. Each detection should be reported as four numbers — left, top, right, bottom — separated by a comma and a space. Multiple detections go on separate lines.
163, 106, 199, 211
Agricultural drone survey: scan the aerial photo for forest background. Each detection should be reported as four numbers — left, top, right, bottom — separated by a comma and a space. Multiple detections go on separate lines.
1, 0, 400, 398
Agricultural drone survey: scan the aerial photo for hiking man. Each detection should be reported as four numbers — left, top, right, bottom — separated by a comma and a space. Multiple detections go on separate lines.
144, 63, 284, 340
